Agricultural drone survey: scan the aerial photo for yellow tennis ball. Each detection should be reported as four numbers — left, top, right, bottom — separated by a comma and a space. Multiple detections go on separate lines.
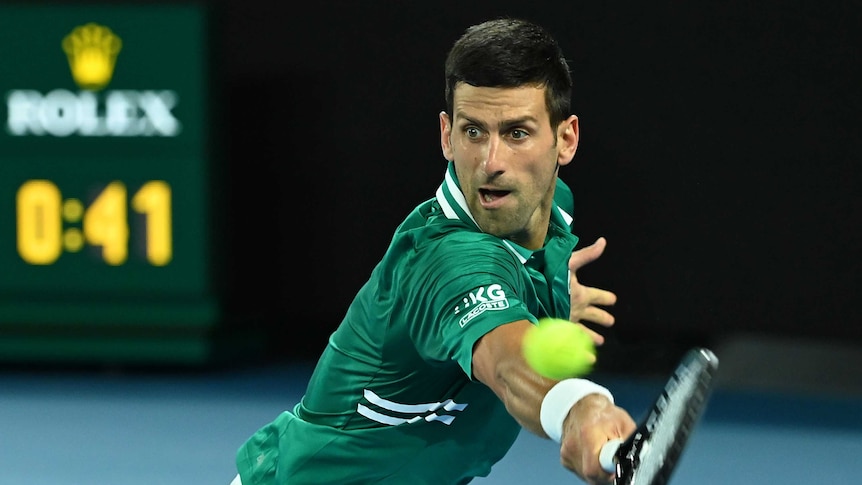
522, 318, 596, 379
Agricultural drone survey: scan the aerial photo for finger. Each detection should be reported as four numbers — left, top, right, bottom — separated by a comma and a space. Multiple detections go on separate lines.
576, 323, 606, 346
578, 307, 615, 328
586, 287, 617, 307
568, 237, 607, 273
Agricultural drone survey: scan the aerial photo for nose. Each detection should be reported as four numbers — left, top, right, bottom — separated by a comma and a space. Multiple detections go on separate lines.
482, 135, 506, 176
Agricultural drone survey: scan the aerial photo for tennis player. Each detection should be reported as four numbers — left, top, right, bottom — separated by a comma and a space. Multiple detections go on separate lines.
233, 17, 636, 484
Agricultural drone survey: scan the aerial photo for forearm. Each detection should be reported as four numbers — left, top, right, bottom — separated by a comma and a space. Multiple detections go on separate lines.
491, 351, 554, 436
472, 320, 553, 436
472, 319, 620, 436
472, 320, 610, 441
473, 319, 634, 484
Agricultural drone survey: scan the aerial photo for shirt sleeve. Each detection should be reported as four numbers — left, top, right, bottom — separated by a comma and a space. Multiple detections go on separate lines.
404, 233, 536, 379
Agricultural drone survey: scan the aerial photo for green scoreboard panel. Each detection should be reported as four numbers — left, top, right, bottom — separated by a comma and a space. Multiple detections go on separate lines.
0, 3, 229, 364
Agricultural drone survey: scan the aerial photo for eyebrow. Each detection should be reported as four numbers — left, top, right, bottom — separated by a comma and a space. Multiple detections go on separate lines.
455, 113, 540, 132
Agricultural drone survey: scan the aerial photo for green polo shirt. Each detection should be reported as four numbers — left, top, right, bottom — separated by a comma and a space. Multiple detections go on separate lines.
236, 162, 580, 484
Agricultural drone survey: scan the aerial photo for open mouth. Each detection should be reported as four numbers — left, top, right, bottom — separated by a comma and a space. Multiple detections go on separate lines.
479, 188, 510, 203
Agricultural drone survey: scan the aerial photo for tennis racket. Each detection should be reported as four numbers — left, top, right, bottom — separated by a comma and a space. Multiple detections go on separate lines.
598, 347, 719, 485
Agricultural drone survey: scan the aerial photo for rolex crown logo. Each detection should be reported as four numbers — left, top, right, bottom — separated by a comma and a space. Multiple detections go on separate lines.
62, 23, 123, 91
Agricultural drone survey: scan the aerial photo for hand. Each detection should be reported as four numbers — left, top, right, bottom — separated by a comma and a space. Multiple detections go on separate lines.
568, 237, 617, 345
559, 394, 636, 485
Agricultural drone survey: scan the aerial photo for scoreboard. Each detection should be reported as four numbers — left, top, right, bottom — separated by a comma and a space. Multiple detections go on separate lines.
0, 3, 233, 364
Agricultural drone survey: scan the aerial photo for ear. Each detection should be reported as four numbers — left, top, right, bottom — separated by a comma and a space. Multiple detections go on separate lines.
556, 115, 579, 167
440, 111, 454, 161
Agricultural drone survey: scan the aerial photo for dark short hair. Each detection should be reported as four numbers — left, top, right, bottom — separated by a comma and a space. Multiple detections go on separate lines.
444, 18, 573, 128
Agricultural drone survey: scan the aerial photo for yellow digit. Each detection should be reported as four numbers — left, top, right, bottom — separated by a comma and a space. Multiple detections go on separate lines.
16, 180, 63, 265
131, 181, 172, 266
83, 181, 128, 265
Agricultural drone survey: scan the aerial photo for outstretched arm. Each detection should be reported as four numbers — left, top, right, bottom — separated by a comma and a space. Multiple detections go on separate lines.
472, 321, 635, 484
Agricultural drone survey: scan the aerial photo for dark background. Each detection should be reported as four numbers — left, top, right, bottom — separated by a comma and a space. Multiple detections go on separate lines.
208, 1, 861, 369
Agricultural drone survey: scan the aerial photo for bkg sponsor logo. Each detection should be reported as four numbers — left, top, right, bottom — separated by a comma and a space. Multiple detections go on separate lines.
455, 284, 510, 327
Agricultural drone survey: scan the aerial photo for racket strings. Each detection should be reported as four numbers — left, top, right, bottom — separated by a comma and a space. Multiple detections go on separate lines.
632, 364, 710, 484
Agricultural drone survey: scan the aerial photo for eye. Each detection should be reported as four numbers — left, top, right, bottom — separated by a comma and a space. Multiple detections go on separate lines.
465, 126, 482, 139
510, 129, 529, 140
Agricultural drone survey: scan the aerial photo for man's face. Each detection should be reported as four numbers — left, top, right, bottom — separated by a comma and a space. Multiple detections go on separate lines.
440, 84, 578, 249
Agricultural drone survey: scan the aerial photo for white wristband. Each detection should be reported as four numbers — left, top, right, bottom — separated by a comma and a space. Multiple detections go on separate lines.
540, 378, 614, 443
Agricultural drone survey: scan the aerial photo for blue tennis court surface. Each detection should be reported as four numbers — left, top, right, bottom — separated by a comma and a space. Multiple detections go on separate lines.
2, 337, 860, 484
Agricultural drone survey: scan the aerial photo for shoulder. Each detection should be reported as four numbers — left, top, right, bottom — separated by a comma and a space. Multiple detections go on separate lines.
421, 231, 519, 275
386, 226, 523, 297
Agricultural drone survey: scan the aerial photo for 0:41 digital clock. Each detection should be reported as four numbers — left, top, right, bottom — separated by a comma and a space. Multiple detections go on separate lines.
16, 179, 173, 266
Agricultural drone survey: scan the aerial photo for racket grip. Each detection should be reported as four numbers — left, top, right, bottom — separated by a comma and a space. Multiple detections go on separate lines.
599, 438, 624, 474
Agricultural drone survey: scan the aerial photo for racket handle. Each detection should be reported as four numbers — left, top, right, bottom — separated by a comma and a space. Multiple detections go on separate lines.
599, 438, 624, 474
